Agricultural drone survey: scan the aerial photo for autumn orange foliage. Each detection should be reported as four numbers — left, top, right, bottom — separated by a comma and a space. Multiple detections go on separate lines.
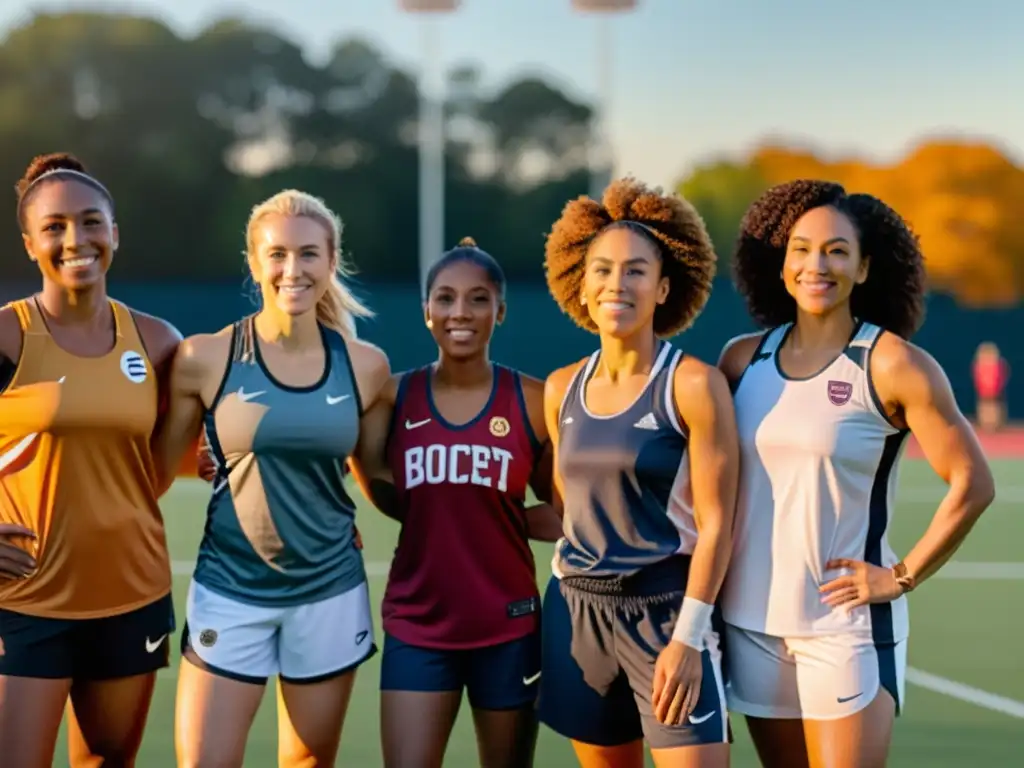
680, 139, 1024, 306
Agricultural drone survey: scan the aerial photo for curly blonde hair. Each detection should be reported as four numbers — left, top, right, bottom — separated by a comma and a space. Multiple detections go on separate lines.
544, 177, 717, 337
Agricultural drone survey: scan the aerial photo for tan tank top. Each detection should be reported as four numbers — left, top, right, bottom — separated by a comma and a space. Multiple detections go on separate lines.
0, 298, 171, 618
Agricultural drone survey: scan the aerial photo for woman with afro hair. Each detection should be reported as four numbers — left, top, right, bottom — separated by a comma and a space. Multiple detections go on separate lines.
717, 179, 995, 768
536, 177, 739, 768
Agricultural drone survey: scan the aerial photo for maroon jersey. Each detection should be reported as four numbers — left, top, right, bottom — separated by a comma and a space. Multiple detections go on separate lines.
382, 365, 541, 649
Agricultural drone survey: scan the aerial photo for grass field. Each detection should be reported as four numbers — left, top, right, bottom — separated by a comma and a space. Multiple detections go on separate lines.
53, 459, 1024, 766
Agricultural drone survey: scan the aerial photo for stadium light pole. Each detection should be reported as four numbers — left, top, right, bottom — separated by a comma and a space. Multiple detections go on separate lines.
571, 1, 638, 200
399, 1, 460, 290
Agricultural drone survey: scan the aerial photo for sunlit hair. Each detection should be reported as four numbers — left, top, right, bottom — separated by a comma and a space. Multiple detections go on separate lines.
544, 176, 717, 337
733, 179, 925, 339
245, 189, 373, 338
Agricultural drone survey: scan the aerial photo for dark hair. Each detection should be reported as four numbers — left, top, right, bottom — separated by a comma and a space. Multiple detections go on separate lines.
733, 179, 926, 339
15, 152, 114, 230
544, 176, 716, 337
423, 236, 507, 301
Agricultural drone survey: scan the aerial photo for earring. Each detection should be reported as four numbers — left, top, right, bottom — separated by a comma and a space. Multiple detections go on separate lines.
580, 294, 586, 305
426, 318, 433, 329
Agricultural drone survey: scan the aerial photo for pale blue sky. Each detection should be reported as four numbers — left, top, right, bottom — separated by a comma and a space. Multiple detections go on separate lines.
2, 0, 1021, 188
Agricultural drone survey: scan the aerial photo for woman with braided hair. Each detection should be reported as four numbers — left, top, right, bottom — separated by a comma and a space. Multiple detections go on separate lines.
537, 177, 738, 768
718, 179, 995, 767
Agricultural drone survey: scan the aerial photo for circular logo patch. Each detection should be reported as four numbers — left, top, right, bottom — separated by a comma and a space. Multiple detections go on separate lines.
120, 350, 148, 384
198, 629, 218, 647
489, 416, 510, 438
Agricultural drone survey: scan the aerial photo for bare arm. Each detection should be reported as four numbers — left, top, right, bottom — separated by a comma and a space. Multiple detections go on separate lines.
151, 334, 224, 496
520, 372, 561, 542
674, 359, 740, 608
134, 311, 184, 466
343, 340, 398, 521
542, 362, 584, 519
348, 373, 403, 523
876, 335, 996, 588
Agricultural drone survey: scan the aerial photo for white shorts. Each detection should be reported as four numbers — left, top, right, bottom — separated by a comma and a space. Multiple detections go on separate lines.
184, 580, 376, 683
724, 624, 907, 721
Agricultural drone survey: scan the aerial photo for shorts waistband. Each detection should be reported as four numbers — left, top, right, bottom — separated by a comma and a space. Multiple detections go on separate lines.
560, 555, 691, 602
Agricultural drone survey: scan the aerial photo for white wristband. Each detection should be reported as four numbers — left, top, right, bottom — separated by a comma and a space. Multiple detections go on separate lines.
672, 597, 713, 650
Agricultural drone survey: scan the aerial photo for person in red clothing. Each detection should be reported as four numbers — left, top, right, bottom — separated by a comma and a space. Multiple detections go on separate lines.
351, 237, 558, 768
973, 341, 1009, 432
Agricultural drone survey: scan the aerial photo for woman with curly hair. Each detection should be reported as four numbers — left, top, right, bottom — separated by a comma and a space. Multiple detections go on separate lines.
536, 177, 739, 768
718, 179, 996, 768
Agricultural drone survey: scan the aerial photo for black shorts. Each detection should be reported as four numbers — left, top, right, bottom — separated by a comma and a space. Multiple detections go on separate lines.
537, 557, 730, 750
0, 593, 175, 680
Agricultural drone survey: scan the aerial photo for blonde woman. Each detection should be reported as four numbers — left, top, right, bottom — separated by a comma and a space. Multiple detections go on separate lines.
154, 189, 390, 767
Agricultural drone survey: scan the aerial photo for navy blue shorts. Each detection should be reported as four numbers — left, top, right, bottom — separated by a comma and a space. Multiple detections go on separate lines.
0, 593, 175, 680
537, 563, 730, 751
380, 631, 541, 711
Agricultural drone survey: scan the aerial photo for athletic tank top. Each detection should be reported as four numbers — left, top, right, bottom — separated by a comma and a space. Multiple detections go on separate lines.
194, 317, 365, 607
382, 365, 541, 649
0, 298, 170, 619
553, 341, 694, 579
721, 321, 910, 642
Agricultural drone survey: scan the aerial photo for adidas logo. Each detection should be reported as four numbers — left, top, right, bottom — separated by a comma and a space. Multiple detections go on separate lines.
633, 413, 658, 430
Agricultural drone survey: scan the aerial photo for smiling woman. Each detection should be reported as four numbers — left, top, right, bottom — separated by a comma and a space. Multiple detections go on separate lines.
537, 177, 738, 768
152, 188, 393, 768
342, 236, 559, 768
718, 179, 995, 768
0, 152, 182, 768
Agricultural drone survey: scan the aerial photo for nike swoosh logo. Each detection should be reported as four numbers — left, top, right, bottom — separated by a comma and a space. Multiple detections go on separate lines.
145, 634, 167, 653
522, 671, 541, 686
405, 418, 431, 430
837, 692, 863, 703
688, 711, 714, 724
326, 394, 350, 405
237, 388, 265, 403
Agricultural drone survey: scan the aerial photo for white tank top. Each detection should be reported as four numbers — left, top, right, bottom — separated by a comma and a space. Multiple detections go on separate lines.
721, 321, 910, 642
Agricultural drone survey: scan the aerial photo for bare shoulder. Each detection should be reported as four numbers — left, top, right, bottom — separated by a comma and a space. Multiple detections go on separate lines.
675, 354, 731, 399
544, 358, 587, 405
871, 331, 935, 377
871, 331, 949, 401
347, 338, 390, 376
0, 304, 21, 360
176, 325, 234, 377
129, 308, 183, 368
717, 331, 767, 383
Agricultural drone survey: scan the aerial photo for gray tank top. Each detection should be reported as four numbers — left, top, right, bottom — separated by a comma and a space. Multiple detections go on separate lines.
193, 316, 365, 606
554, 341, 697, 579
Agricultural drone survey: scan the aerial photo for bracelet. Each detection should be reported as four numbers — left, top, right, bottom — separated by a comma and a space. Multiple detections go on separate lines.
672, 597, 714, 650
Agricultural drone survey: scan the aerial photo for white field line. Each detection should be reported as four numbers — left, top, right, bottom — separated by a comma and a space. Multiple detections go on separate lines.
168, 478, 1024, 506
171, 559, 1024, 579
906, 668, 1024, 719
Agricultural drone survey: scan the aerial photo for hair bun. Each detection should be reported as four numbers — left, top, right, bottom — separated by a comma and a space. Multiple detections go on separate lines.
457, 236, 477, 248
17, 152, 87, 197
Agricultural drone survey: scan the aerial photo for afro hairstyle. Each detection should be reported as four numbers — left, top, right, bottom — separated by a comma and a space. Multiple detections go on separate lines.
544, 176, 717, 338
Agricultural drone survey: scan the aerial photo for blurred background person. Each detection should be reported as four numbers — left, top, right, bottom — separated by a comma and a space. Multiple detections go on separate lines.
972, 341, 1010, 432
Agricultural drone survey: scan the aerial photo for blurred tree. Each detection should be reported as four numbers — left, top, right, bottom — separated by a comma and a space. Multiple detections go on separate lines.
0, 11, 594, 282
677, 160, 768, 268
676, 140, 1024, 306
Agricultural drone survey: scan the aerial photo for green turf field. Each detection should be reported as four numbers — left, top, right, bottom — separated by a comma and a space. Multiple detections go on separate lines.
53, 459, 1024, 766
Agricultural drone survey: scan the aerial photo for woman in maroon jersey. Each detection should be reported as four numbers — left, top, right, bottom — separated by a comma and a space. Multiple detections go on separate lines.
350, 237, 559, 768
